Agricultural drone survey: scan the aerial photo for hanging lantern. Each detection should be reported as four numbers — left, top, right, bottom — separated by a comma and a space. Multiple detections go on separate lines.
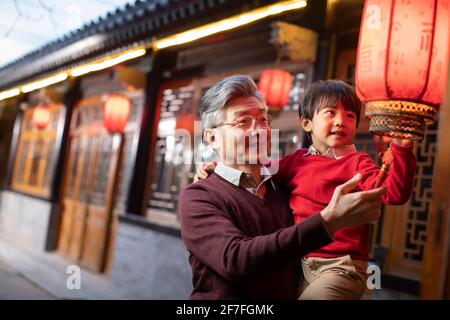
356, 0, 450, 140
32, 105, 51, 129
176, 113, 195, 133
258, 69, 293, 111
103, 94, 131, 133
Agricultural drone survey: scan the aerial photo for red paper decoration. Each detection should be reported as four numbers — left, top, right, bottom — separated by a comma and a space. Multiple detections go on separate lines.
258, 69, 293, 111
103, 94, 131, 133
356, 0, 450, 139
32, 105, 51, 129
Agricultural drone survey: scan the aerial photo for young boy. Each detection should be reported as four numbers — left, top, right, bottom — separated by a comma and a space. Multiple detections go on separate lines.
196, 79, 416, 299
277, 80, 416, 299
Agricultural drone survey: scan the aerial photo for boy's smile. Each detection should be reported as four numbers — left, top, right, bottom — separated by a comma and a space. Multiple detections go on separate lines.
301, 103, 357, 154
329, 130, 347, 137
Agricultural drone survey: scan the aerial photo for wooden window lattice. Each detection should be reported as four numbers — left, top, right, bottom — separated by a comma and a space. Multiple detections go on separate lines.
12, 104, 62, 197
402, 122, 438, 262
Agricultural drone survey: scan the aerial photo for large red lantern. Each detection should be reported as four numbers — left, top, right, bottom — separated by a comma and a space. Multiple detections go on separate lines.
258, 69, 293, 111
103, 94, 131, 133
356, 0, 450, 140
32, 105, 51, 129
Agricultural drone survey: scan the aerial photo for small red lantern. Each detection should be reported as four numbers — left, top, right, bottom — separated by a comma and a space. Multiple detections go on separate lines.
258, 69, 293, 111
103, 94, 131, 133
356, 0, 450, 140
176, 113, 195, 133
32, 105, 51, 129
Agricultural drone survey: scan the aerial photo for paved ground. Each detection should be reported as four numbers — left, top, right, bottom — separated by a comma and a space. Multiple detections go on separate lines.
0, 259, 53, 300
0, 237, 418, 300
0, 237, 116, 300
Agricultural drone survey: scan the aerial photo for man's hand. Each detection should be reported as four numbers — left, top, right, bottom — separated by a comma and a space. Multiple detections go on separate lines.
320, 173, 385, 236
194, 161, 218, 182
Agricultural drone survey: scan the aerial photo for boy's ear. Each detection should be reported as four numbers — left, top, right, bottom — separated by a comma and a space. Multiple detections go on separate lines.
300, 117, 313, 133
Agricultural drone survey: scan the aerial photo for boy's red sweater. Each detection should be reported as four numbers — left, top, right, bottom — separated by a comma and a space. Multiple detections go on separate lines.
276, 143, 416, 261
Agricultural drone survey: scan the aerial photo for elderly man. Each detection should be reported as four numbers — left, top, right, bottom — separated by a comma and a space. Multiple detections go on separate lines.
179, 75, 383, 299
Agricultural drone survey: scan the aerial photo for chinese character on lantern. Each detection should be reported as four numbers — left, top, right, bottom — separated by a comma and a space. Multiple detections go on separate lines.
356, 0, 450, 140
258, 69, 293, 111
103, 94, 131, 134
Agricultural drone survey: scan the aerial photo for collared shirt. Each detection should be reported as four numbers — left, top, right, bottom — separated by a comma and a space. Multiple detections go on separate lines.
214, 162, 276, 196
214, 162, 333, 239
303, 144, 357, 160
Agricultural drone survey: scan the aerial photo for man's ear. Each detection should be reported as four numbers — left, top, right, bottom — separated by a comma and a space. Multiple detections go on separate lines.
204, 129, 216, 147
300, 117, 313, 133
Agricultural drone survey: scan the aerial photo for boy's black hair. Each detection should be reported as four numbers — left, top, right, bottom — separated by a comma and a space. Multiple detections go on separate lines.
299, 79, 363, 126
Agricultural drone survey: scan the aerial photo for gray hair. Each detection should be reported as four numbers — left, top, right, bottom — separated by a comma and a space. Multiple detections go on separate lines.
199, 75, 267, 130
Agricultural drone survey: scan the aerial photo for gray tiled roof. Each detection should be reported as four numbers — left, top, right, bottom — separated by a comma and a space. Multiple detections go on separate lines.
0, 0, 278, 90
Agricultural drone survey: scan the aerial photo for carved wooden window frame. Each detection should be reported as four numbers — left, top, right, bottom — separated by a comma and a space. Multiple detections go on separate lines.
12, 103, 63, 197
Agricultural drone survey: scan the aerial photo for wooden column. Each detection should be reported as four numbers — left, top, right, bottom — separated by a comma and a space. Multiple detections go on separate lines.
126, 51, 170, 215
421, 62, 450, 299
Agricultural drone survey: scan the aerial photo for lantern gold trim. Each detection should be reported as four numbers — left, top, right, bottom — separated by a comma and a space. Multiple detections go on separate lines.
365, 100, 437, 140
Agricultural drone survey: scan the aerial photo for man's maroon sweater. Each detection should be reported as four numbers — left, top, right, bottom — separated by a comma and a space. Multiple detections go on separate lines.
179, 173, 332, 299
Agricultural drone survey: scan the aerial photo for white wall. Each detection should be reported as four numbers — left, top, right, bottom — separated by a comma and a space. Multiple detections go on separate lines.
0, 191, 52, 251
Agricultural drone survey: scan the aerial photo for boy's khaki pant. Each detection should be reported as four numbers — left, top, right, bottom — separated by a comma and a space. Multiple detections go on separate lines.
298, 255, 368, 300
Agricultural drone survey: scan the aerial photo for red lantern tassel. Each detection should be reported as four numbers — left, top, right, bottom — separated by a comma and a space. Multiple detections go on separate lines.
375, 144, 393, 188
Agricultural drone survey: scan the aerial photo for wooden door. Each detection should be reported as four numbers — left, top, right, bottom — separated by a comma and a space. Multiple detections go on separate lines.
59, 134, 93, 260
79, 133, 122, 272
58, 97, 123, 273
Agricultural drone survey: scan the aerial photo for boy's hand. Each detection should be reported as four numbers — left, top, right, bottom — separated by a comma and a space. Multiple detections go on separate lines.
392, 138, 413, 148
194, 161, 218, 182
320, 173, 385, 236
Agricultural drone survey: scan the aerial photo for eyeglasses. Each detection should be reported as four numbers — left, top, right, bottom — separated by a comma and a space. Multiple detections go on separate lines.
214, 113, 272, 129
